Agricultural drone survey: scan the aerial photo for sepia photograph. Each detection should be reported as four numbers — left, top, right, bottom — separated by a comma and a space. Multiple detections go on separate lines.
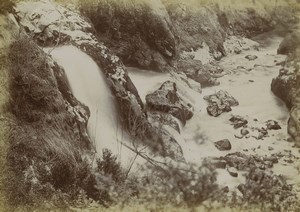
0, 0, 300, 211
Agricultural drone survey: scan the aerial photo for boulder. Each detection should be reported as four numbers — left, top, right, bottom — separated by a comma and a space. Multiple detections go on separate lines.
79, 0, 176, 71
178, 58, 220, 88
146, 81, 194, 124
214, 139, 232, 151
271, 68, 296, 109
204, 90, 239, 117
277, 31, 300, 55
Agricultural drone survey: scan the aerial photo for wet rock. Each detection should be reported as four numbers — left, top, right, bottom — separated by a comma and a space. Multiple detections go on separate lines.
227, 167, 238, 177
245, 55, 258, 60
229, 115, 248, 128
266, 120, 281, 130
146, 81, 194, 124
204, 90, 239, 117
178, 59, 220, 88
214, 139, 232, 151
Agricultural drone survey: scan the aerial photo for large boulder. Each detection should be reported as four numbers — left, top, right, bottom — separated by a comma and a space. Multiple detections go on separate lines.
271, 68, 297, 109
277, 31, 300, 55
146, 81, 194, 124
79, 0, 176, 71
204, 90, 239, 117
178, 58, 220, 88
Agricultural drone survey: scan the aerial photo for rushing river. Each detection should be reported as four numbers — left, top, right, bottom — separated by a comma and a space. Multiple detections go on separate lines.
128, 32, 300, 190
46, 32, 300, 191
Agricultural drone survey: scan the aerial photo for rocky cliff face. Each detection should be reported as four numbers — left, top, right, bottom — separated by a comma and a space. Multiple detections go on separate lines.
272, 29, 300, 146
80, 0, 176, 71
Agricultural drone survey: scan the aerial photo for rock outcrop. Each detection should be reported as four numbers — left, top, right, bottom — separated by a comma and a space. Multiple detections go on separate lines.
272, 29, 300, 146
79, 0, 176, 71
146, 81, 194, 124
204, 90, 239, 117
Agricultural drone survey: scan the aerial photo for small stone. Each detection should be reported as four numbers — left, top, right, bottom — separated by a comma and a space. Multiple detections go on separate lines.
266, 120, 281, 130
214, 139, 232, 151
245, 55, 258, 60
243, 149, 248, 152
241, 128, 249, 136
248, 80, 254, 82
268, 146, 274, 151
227, 167, 238, 177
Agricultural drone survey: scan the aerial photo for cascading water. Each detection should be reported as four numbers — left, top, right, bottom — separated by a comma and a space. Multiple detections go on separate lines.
48, 46, 138, 167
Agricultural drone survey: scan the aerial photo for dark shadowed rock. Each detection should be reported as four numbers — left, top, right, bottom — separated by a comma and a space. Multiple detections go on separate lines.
277, 31, 300, 55
271, 68, 296, 109
146, 81, 194, 124
214, 139, 232, 151
204, 90, 239, 117
227, 167, 238, 177
79, 0, 176, 71
266, 120, 281, 130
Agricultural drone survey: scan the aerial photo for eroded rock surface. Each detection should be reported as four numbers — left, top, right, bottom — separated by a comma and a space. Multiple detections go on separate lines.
204, 90, 239, 117
146, 81, 194, 124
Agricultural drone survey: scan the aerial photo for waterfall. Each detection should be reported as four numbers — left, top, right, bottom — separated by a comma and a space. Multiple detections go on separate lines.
48, 46, 138, 167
